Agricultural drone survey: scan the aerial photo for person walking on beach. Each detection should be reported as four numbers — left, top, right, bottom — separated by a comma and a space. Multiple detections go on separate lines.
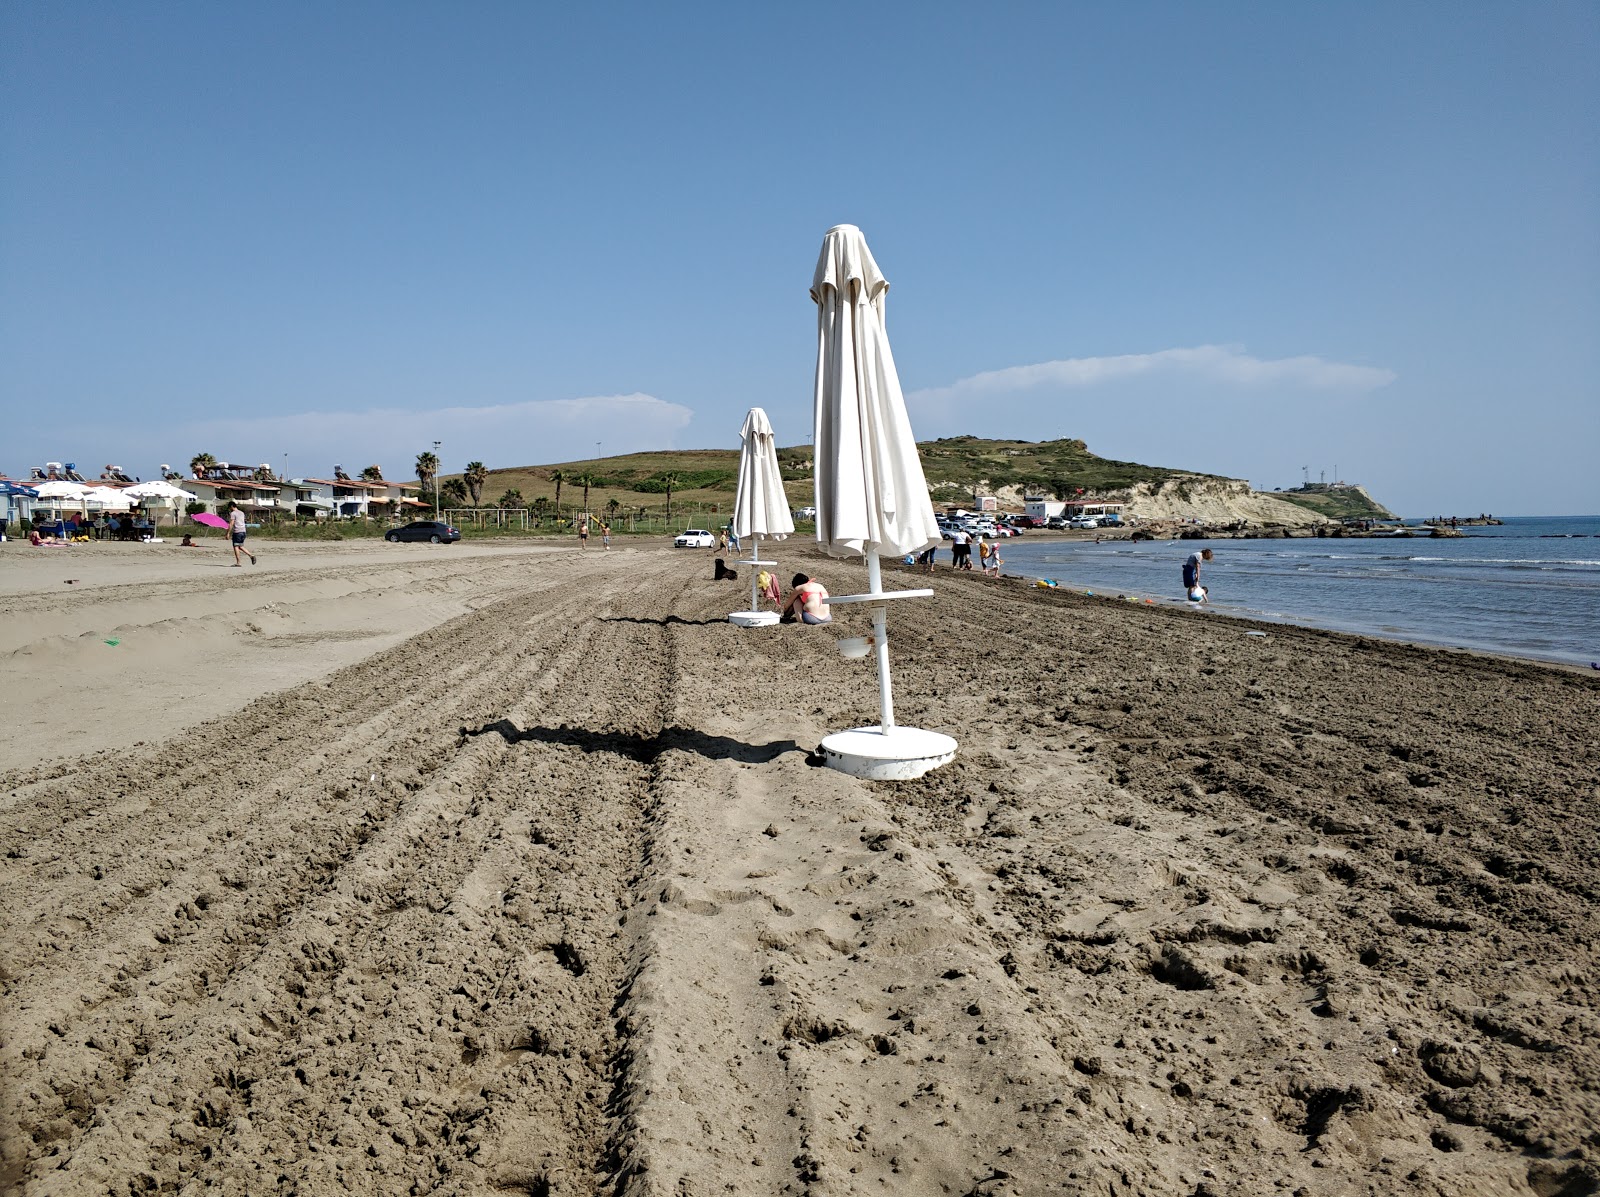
600, 521, 611, 549
951, 528, 970, 570
726, 523, 740, 553
579, 520, 590, 548
983, 539, 1002, 577
227, 502, 256, 566
1182, 547, 1212, 596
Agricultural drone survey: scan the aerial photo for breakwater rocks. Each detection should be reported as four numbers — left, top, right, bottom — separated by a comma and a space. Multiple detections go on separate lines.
1122, 522, 1459, 541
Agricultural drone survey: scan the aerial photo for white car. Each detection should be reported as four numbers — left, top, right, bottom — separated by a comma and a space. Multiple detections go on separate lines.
675, 529, 716, 548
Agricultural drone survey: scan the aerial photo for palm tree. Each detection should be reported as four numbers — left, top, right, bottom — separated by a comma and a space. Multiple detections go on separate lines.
360, 464, 384, 482
497, 488, 523, 508
549, 469, 567, 515
662, 473, 683, 526
463, 461, 488, 506
605, 497, 620, 518
576, 472, 595, 516
190, 452, 217, 479
415, 450, 439, 492
531, 495, 549, 519
440, 477, 468, 506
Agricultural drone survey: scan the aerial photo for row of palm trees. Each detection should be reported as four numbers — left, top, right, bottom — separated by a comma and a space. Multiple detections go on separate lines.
185, 450, 688, 522
412, 451, 688, 520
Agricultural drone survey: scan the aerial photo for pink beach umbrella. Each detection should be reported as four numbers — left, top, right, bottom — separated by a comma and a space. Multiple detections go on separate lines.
191, 512, 229, 529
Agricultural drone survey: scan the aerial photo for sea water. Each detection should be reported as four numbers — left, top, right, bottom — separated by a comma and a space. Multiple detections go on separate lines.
991, 516, 1600, 668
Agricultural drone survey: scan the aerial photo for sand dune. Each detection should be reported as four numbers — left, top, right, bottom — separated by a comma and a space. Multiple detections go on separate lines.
1, 540, 1596, 1195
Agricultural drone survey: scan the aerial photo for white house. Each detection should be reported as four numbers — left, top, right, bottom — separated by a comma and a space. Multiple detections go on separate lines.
1024, 496, 1067, 521
297, 478, 386, 518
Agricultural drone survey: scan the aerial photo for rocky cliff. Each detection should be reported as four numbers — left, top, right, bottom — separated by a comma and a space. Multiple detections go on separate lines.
990, 476, 1329, 526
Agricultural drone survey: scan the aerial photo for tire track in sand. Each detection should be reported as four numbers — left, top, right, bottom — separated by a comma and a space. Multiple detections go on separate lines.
1, 554, 690, 1195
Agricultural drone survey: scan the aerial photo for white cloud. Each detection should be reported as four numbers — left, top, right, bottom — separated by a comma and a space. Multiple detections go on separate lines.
911, 344, 1396, 407
134, 392, 694, 478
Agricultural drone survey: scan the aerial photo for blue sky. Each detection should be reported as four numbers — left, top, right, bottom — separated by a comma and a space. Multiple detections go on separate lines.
3, 2, 1595, 514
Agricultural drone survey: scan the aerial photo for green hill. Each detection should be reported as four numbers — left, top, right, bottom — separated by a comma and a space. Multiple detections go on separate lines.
442, 437, 1218, 515
1270, 486, 1395, 521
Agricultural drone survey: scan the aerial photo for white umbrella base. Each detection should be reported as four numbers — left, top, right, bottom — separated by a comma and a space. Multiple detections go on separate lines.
820, 726, 957, 781
728, 611, 780, 627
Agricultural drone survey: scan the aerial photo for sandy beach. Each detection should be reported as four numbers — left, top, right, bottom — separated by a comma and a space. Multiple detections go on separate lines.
2, 538, 1596, 1195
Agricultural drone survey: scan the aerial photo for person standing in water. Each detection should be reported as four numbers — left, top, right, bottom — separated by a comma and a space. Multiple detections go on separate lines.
1182, 547, 1212, 597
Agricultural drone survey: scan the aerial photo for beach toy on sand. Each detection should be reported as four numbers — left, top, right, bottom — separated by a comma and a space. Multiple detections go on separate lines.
1034, 578, 1057, 589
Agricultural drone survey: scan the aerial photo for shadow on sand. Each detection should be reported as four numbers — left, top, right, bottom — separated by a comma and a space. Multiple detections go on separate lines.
599, 615, 727, 628
460, 719, 807, 766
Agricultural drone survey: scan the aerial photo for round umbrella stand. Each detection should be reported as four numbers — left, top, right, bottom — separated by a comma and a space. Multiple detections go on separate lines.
819, 725, 958, 781
728, 551, 780, 628
819, 584, 952, 779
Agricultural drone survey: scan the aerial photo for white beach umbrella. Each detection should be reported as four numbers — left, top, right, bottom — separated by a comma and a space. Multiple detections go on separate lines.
728, 407, 796, 626
812, 226, 943, 561
32, 481, 90, 501
809, 224, 954, 779
82, 486, 134, 511
31, 480, 91, 528
124, 479, 199, 527
124, 480, 199, 502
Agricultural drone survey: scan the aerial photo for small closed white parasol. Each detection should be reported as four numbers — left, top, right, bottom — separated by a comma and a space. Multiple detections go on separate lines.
727, 407, 796, 627
809, 224, 954, 779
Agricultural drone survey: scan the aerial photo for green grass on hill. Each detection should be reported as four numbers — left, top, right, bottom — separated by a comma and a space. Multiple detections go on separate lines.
1271, 487, 1395, 521
438, 437, 1218, 516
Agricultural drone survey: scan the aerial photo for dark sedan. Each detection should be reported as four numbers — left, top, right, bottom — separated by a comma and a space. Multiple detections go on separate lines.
385, 520, 461, 544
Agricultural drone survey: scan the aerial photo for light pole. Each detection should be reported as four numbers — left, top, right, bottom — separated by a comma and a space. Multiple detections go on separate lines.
433, 440, 442, 521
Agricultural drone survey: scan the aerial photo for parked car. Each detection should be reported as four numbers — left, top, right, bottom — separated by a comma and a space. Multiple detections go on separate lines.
1046, 516, 1069, 529
1068, 516, 1102, 529
385, 520, 460, 544
675, 528, 716, 548
1010, 515, 1043, 528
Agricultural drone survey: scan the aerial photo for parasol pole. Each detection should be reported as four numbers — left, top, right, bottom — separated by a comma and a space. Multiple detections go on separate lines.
864, 549, 895, 731
749, 533, 761, 613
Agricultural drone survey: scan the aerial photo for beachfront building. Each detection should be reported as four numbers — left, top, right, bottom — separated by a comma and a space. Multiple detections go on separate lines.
367, 479, 426, 520
184, 476, 281, 515
1024, 496, 1067, 521
275, 480, 336, 519
1062, 500, 1125, 521
293, 477, 392, 518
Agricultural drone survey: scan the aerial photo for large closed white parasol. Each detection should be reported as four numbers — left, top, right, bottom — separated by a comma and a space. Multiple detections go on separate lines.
727, 407, 796, 627
810, 224, 955, 779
